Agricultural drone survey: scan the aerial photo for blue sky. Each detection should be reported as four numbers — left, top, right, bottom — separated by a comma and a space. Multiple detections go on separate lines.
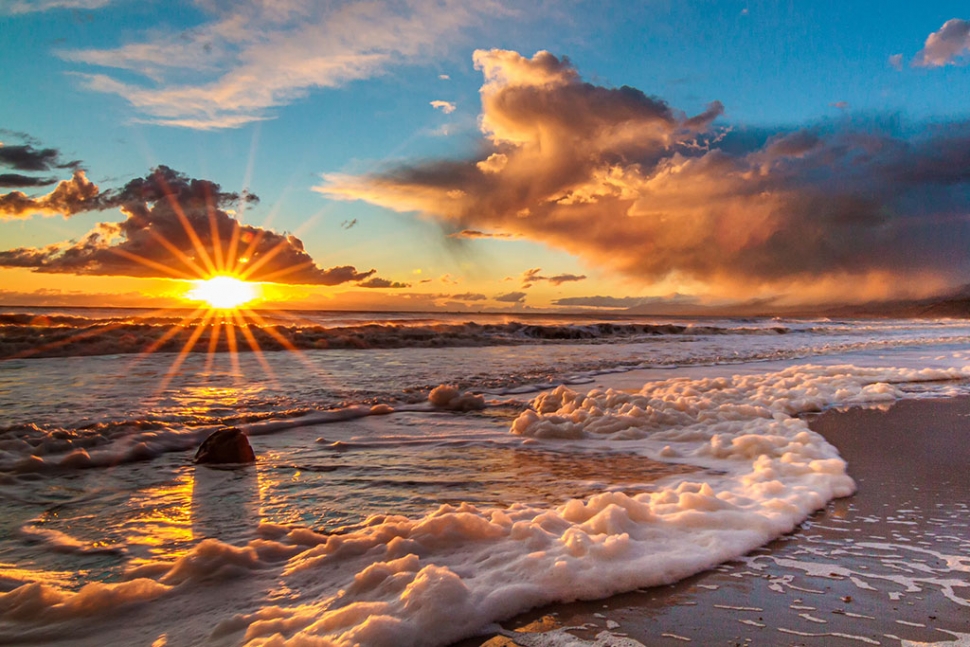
1, 1, 969, 310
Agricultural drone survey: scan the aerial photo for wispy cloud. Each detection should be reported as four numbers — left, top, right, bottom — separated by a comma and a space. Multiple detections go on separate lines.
0, 0, 115, 14
519, 267, 586, 288
321, 49, 970, 304
447, 229, 517, 239
59, 0, 508, 129
552, 294, 697, 309
913, 19, 970, 67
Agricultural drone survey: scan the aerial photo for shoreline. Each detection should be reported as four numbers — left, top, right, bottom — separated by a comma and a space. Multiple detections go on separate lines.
456, 396, 970, 646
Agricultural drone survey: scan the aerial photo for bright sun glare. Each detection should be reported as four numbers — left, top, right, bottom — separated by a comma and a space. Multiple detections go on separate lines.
187, 276, 258, 310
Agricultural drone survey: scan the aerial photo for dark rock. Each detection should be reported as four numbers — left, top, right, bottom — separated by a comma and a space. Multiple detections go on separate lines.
194, 427, 256, 465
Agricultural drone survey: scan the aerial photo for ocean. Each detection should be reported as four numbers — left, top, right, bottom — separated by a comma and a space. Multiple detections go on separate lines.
1, 308, 969, 646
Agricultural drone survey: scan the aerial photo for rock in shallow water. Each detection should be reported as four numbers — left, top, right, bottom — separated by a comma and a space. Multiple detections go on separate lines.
194, 427, 256, 465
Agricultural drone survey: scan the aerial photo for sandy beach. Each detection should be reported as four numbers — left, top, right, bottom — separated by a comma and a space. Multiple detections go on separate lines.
458, 396, 970, 647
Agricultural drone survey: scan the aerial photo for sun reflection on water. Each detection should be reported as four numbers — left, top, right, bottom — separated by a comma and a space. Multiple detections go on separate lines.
123, 474, 197, 568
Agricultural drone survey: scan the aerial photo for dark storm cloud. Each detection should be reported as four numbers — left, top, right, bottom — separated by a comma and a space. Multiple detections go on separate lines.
0, 165, 380, 286
322, 49, 970, 303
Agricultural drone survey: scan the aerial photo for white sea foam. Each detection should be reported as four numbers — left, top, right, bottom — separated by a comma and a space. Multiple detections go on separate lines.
2, 363, 967, 646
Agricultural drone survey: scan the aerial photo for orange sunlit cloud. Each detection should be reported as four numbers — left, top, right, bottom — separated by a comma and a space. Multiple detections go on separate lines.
0, 166, 400, 289
321, 49, 970, 304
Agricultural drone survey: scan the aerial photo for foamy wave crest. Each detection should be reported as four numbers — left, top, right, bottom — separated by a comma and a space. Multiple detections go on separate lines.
3, 364, 967, 645
0, 403, 406, 474
0, 318, 789, 359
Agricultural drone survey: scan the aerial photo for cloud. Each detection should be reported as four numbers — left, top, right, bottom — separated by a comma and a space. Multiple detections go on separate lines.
0, 0, 114, 13
358, 277, 410, 288
0, 144, 80, 172
494, 290, 526, 303
447, 228, 516, 239
830, 101, 848, 110
551, 295, 644, 308
0, 171, 100, 219
0, 138, 88, 208
552, 294, 697, 309
519, 267, 587, 288
59, 0, 507, 129
403, 291, 486, 301
913, 19, 970, 67
0, 174, 59, 188
431, 100, 456, 114
321, 49, 970, 304
888, 53, 904, 70
0, 166, 377, 285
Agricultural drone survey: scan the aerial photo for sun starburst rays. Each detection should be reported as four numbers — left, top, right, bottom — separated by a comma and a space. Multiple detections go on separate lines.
4, 169, 339, 401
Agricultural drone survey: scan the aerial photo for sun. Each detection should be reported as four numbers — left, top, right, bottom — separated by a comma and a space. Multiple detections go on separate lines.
186, 275, 258, 310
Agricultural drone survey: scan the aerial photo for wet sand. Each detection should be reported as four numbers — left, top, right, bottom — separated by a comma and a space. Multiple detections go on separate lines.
456, 397, 970, 646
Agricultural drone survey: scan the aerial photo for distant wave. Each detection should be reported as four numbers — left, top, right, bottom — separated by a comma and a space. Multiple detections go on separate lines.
0, 317, 792, 359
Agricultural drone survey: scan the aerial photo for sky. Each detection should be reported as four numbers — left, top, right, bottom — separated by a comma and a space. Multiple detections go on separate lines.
1, 0, 969, 313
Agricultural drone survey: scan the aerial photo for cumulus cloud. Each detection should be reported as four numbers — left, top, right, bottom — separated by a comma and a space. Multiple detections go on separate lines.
59, 0, 507, 129
913, 19, 970, 67
0, 138, 91, 214
494, 290, 526, 303
0, 170, 100, 219
0, 166, 379, 285
430, 100, 456, 114
888, 53, 904, 70
321, 49, 970, 303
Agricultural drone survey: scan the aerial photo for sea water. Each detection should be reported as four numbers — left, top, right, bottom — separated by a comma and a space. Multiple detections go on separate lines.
1, 310, 969, 645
